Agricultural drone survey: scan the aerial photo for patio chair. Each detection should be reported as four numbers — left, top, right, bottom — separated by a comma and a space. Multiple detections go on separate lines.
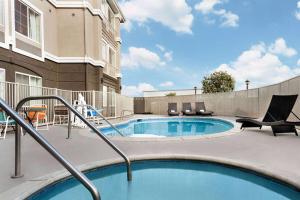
0, 109, 23, 139
86, 107, 103, 124
53, 105, 69, 125
195, 102, 213, 116
168, 103, 179, 116
236, 95, 299, 136
182, 103, 195, 116
27, 104, 49, 131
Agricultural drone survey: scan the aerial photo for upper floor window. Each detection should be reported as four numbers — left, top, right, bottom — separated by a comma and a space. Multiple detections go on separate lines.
102, 40, 108, 62
15, 0, 41, 42
101, 0, 108, 19
109, 48, 115, 66
0, 0, 4, 25
108, 8, 114, 28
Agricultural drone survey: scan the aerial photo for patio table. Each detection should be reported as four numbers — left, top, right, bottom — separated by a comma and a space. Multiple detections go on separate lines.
20, 107, 47, 127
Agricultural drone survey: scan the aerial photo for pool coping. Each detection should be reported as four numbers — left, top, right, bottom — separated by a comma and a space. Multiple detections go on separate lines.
80, 116, 241, 142
2, 154, 300, 200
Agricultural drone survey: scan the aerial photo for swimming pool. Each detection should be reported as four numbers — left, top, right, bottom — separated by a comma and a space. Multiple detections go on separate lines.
29, 160, 300, 200
100, 118, 234, 137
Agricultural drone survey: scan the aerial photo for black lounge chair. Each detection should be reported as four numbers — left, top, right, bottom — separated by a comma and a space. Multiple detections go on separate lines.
168, 103, 179, 116
236, 95, 300, 136
182, 103, 195, 116
195, 102, 213, 116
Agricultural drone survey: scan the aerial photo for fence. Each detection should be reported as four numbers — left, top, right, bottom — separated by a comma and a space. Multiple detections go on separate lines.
0, 81, 134, 122
143, 76, 300, 120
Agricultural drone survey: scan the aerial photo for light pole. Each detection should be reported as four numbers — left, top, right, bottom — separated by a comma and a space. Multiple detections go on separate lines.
245, 80, 250, 90
194, 86, 197, 95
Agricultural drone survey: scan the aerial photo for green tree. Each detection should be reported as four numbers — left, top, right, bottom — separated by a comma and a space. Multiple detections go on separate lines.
165, 92, 176, 96
202, 71, 235, 93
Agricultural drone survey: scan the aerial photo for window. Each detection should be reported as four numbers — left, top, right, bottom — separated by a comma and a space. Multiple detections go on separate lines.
0, 68, 5, 99
102, 40, 108, 61
0, 0, 4, 25
15, 72, 42, 104
109, 48, 115, 66
15, 72, 42, 87
15, 0, 41, 42
101, 0, 108, 19
108, 8, 114, 28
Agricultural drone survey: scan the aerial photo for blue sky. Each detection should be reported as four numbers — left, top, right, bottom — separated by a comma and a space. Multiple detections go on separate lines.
119, 0, 300, 96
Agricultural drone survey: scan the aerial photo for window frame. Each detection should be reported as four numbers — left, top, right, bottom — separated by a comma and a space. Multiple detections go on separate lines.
0, 0, 9, 49
11, 0, 45, 61
0, 68, 5, 99
0, 0, 4, 26
0, 68, 5, 82
101, 39, 108, 62
15, 71, 42, 87
108, 47, 116, 67
15, 0, 41, 43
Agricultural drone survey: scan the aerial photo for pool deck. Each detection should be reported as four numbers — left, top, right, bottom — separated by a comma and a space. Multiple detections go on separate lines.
1, 115, 300, 199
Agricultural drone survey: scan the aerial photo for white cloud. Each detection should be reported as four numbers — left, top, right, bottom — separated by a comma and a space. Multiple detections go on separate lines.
214, 39, 300, 90
173, 66, 183, 72
195, 0, 239, 27
156, 44, 165, 52
160, 81, 174, 87
296, 1, 300, 20
219, 10, 239, 27
296, 12, 300, 20
269, 38, 297, 57
194, 0, 222, 14
120, 0, 193, 34
297, 59, 300, 66
122, 83, 155, 97
164, 51, 173, 62
122, 47, 166, 69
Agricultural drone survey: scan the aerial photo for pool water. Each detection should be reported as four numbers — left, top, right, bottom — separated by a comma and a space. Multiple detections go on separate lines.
100, 118, 233, 137
29, 160, 300, 200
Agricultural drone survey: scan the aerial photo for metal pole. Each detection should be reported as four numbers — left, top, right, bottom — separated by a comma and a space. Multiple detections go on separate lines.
67, 111, 72, 139
11, 124, 23, 178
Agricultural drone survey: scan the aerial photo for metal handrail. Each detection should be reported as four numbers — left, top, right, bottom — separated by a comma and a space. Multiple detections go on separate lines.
0, 98, 100, 200
15, 96, 132, 181
84, 104, 125, 137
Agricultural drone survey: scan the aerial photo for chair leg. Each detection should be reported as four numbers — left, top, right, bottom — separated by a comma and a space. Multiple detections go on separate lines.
45, 116, 49, 130
53, 115, 56, 125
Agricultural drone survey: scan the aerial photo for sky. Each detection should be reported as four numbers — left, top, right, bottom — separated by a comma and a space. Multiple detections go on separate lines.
119, 0, 300, 96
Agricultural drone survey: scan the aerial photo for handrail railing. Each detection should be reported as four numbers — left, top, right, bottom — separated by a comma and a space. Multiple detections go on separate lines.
15, 96, 132, 181
0, 98, 100, 200
84, 104, 125, 137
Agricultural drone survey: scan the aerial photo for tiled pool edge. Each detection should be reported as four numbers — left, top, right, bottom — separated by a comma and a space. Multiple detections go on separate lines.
2, 154, 300, 200
81, 116, 241, 141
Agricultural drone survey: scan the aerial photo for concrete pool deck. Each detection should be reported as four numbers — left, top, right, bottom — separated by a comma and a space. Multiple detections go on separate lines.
0, 115, 300, 199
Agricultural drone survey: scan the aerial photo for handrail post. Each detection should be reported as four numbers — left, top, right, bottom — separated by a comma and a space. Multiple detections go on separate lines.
11, 124, 23, 178
67, 110, 72, 139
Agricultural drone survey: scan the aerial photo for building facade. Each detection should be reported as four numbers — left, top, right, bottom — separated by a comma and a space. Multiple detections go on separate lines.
0, 0, 124, 94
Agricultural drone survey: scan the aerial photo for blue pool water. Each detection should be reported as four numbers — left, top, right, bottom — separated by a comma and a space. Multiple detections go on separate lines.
100, 118, 233, 137
29, 160, 300, 200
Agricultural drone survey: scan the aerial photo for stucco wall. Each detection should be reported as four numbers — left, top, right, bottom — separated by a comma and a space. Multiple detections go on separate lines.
143, 76, 300, 120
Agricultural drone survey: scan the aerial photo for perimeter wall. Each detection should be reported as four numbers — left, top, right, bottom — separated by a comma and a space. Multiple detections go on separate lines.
142, 76, 300, 120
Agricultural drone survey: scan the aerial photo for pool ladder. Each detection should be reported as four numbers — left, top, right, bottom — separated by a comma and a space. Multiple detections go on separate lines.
0, 96, 133, 200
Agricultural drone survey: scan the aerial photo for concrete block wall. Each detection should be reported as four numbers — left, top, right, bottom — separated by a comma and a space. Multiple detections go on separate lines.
143, 76, 300, 119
